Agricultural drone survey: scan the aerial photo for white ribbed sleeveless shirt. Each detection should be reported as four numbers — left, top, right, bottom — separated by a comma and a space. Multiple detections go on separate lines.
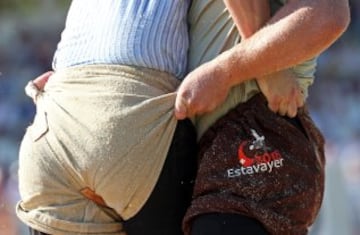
52, 0, 190, 79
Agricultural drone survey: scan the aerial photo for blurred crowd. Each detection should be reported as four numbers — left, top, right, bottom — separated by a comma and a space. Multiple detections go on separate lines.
0, 1, 359, 235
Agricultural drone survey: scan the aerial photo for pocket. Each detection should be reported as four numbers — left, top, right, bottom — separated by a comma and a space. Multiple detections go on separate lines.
29, 94, 49, 142
281, 115, 308, 139
297, 106, 326, 166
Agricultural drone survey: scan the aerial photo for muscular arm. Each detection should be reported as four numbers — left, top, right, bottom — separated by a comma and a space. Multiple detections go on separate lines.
223, 0, 270, 39
223, 0, 270, 38
224, 0, 304, 117
175, 0, 350, 119
218, 0, 350, 86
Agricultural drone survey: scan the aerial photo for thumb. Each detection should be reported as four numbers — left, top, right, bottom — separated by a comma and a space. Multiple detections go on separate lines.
174, 95, 188, 120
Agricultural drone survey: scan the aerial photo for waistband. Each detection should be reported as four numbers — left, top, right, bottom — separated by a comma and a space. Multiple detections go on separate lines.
51, 64, 181, 93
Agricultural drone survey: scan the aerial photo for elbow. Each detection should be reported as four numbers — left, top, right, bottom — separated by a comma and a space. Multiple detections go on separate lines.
321, 1, 351, 40
329, 7, 350, 37
296, 0, 351, 57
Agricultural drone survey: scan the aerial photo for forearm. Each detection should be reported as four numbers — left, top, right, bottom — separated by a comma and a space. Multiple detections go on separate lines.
223, 0, 270, 39
174, 0, 350, 119
214, 0, 350, 87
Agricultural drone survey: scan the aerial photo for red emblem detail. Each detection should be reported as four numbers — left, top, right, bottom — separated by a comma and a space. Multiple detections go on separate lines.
238, 141, 254, 167
238, 141, 283, 167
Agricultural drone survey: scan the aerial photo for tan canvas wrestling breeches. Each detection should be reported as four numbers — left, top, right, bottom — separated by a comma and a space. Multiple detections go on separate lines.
16, 64, 181, 235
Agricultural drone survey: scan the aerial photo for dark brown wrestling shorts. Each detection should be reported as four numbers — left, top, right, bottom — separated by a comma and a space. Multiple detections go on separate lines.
183, 93, 325, 235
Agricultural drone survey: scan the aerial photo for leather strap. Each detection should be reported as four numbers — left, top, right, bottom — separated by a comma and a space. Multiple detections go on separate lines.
80, 187, 107, 207
80, 187, 124, 222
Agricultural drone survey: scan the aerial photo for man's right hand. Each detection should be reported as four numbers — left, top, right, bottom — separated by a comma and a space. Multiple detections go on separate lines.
174, 61, 231, 120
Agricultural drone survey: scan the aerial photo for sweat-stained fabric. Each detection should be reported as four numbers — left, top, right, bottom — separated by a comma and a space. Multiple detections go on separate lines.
188, 0, 317, 139
16, 64, 181, 235
183, 94, 325, 235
